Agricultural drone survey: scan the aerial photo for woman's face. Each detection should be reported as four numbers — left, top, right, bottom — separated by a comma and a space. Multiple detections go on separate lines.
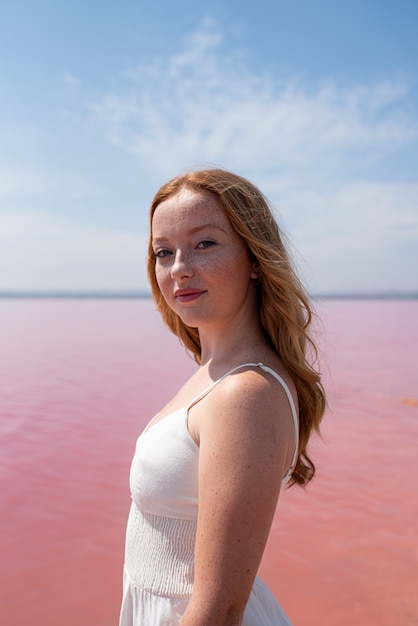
151, 188, 258, 331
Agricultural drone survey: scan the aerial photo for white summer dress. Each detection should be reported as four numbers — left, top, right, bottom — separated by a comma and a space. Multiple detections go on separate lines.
119, 362, 298, 626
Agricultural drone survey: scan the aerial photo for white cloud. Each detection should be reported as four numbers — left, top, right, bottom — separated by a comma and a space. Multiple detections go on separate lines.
283, 181, 418, 292
0, 210, 148, 291
89, 21, 417, 184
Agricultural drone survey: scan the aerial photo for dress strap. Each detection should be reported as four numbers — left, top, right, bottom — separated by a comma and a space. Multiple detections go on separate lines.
187, 362, 299, 483
255, 363, 299, 483
185, 363, 260, 410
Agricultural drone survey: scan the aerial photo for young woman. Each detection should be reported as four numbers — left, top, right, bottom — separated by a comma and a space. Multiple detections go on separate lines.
119, 169, 326, 625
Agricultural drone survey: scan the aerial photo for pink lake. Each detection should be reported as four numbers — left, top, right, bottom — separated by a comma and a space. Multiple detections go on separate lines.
0, 298, 417, 625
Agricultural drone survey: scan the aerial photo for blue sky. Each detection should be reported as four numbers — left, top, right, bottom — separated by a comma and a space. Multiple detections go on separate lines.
1, 0, 417, 293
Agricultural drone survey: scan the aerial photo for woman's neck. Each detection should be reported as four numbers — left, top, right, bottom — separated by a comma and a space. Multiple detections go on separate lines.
198, 311, 268, 369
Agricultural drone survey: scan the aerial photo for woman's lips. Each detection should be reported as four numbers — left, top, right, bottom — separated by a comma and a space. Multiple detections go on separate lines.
174, 289, 206, 303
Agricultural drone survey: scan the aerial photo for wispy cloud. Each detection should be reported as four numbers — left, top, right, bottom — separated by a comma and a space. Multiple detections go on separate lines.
89, 20, 417, 184
0, 210, 148, 290
286, 181, 418, 291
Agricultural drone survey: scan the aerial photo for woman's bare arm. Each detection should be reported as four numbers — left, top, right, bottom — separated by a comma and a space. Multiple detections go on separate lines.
180, 368, 296, 626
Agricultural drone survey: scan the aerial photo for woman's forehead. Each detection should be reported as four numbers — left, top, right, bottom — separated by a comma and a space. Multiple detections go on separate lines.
152, 188, 226, 228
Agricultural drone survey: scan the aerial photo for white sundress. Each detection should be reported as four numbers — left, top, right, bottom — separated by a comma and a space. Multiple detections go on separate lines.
119, 362, 298, 625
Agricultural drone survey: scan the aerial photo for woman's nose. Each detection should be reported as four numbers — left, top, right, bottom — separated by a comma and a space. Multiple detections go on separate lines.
170, 249, 193, 280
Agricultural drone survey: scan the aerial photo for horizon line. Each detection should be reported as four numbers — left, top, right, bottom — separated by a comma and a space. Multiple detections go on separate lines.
0, 289, 417, 300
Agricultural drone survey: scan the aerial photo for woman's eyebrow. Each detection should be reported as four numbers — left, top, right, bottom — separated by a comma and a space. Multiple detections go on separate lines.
153, 223, 228, 243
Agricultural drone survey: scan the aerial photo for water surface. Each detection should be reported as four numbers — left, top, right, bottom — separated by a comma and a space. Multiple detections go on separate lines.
0, 299, 417, 625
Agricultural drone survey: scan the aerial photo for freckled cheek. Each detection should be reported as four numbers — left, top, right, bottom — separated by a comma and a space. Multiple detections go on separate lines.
199, 260, 222, 277
214, 257, 247, 285
198, 256, 233, 279
155, 267, 171, 298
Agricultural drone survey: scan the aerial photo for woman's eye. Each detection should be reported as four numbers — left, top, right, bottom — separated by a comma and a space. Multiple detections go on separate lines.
197, 240, 216, 249
154, 249, 172, 259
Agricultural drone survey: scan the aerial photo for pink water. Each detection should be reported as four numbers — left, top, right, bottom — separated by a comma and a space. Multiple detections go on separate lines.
0, 299, 417, 625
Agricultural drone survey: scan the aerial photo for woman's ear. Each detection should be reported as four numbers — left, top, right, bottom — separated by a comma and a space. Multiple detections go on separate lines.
250, 259, 260, 281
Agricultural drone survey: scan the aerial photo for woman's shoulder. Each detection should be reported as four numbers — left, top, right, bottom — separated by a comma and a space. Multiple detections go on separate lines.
215, 362, 296, 418
219, 359, 297, 404
189, 359, 297, 453
189, 361, 297, 486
